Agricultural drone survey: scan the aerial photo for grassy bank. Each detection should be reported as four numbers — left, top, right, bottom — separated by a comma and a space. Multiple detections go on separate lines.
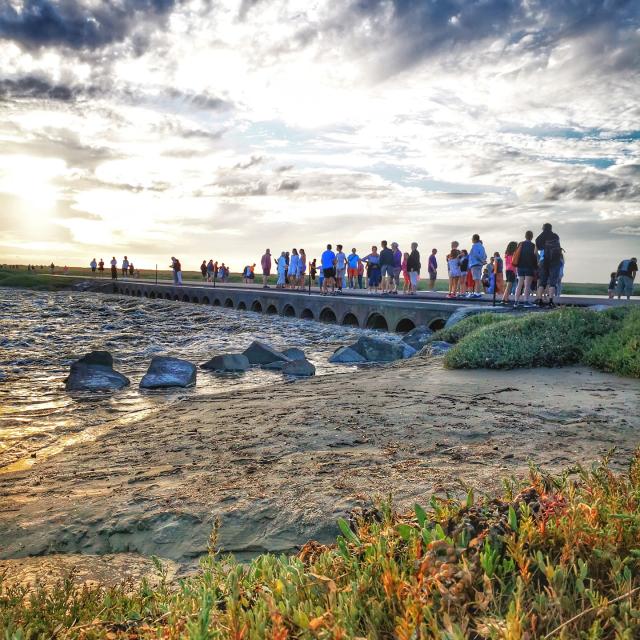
0, 269, 83, 291
2, 454, 639, 638
438, 306, 640, 378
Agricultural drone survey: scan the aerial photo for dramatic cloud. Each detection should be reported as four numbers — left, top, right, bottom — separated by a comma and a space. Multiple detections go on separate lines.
0, 0, 638, 280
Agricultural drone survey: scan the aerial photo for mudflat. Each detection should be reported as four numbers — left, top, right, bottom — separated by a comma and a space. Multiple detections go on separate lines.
1, 358, 638, 582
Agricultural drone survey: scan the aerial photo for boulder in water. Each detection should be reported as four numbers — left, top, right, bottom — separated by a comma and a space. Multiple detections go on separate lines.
351, 336, 416, 362
282, 347, 306, 361
261, 360, 289, 370
140, 357, 196, 389
201, 354, 250, 372
328, 346, 367, 364
242, 341, 288, 365
65, 351, 130, 391
282, 359, 316, 376
401, 325, 433, 351
421, 341, 453, 356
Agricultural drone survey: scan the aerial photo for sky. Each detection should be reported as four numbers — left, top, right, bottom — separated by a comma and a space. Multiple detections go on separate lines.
0, 0, 639, 282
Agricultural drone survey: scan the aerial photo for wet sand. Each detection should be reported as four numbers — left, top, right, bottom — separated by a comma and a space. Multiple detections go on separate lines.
1, 358, 638, 584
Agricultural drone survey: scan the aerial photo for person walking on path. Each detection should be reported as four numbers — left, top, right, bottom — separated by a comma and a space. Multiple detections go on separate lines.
615, 257, 637, 299
347, 248, 359, 289
391, 242, 402, 295
535, 223, 562, 307
378, 240, 394, 295
407, 242, 421, 295
170, 257, 183, 285
261, 249, 272, 288
513, 231, 537, 307
321, 244, 336, 295
428, 249, 438, 291
90, 258, 97, 274
121, 256, 129, 279
467, 234, 487, 298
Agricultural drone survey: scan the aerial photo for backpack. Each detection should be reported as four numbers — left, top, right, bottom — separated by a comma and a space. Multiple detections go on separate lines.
545, 237, 562, 266
512, 243, 523, 267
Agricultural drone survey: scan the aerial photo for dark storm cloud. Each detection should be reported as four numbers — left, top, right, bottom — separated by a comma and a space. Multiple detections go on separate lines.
276, 179, 300, 191
330, 0, 640, 75
0, 0, 177, 51
544, 172, 640, 202
0, 75, 80, 101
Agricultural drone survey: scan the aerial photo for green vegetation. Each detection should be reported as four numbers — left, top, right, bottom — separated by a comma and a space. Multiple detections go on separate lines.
441, 307, 639, 378
0, 269, 82, 291
2, 455, 640, 638
431, 312, 513, 344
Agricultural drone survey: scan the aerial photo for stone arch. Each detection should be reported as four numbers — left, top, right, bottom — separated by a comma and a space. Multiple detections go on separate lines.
301, 308, 314, 320
182, 294, 190, 302
202, 296, 210, 305
266, 304, 278, 315
124, 288, 130, 296
213, 298, 221, 306
224, 298, 234, 308
165, 293, 172, 300
237, 301, 247, 310
395, 318, 416, 333
191, 296, 199, 304
136, 290, 142, 297
251, 300, 263, 313
429, 318, 446, 331
319, 307, 337, 324
149, 291, 156, 299
366, 312, 388, 331
283, 304, 296, 317
143, 291, 149, 298
174, 295, 180, 301
342, 312, 360, 327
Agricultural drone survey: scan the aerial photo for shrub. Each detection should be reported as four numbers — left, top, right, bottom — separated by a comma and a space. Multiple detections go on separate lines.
444, 308, 614, 370
585, 307, 640, 378
431, 312, 512, 344
2, 454, 640, 638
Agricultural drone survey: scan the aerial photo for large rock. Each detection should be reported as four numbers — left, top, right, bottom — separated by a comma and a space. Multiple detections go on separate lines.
140, 357, 196, 389
201, 354, 250, 372
351, 336, 416, 362
261, 360, 289, 371
401, 325, 433, 351
65, 352, 130, 391
282, 347, 306, 361
329, 346, 367, 364
242, 341, 288, 365
421, 341, 453, 356
444, 306, 509, 329
282, 359, 316, 376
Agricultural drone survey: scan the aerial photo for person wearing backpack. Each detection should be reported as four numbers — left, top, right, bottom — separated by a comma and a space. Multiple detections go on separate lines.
535, 223, 561, 307
513, 231, 537, 307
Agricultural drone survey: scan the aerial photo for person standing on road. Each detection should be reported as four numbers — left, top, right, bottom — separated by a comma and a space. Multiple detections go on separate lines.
122, 256, 129, 278
90, 258, 97, 274
502, 241, 518, 304
428, 249, 438, 291
170, 257, 182, 285
535, 223, 562, 307
261, 249, 272, 288
298, 249, 307, 289
321, 244, 336, 295
335, 245, 347, 293
513, 231, 536, 307
391, 242, 402, 295
379, 240, 394, 295
467, 234, 487, 298
98, 258, 104, 276
407, 242, 421, 295
363, 246, 381, 294
288, 249, 300, 290
615, 257, 637, 299
347, 248, 359, 289
276, 252, 287, 288
207, 259, 214, 282
110, 257, 117, 280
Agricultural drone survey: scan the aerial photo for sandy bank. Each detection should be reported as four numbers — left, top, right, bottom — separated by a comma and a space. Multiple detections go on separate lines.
0, 358, 638, 577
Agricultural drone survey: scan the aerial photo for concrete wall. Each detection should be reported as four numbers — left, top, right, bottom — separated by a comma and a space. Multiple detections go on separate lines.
103, 282, 456, 332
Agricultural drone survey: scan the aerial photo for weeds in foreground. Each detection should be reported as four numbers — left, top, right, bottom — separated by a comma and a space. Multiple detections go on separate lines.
2, 452, 640, 638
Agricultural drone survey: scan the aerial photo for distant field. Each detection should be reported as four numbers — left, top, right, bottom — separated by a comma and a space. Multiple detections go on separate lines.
1, 264, 636, 297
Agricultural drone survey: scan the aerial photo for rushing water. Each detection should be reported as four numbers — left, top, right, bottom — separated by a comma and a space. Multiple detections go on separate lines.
0, 288, 380, 470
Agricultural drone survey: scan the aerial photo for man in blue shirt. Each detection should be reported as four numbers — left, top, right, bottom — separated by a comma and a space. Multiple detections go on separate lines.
347, 248, 360, 289
321, 244, 336, 295
467, 234, 487, 298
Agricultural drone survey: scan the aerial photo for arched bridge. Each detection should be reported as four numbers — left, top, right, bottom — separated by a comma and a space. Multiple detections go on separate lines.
101, 281, 461, 332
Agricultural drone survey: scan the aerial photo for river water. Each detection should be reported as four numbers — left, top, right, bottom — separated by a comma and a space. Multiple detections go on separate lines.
0, 288, 377, 471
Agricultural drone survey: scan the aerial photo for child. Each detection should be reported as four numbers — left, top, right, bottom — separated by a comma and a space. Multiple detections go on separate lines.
401, 251, 410, 294
447, 249, 461, 298
608, 272, 617, 299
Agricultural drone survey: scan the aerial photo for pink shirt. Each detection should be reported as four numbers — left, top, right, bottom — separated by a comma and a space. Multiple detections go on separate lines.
505, 254, 514, 272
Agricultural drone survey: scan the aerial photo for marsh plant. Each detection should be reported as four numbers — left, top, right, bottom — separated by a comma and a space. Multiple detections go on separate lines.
2, 452, 640, 638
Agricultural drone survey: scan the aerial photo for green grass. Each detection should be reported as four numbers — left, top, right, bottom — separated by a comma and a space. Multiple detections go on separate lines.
442, 307, 639, 377
0, 269, 83, 291
430, 312, 513, 344
2, 454, 640, 638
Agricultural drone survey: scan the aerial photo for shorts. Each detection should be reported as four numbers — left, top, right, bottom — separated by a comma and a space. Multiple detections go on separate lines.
470, 265, 482, 281
368, 268, 381, 287
336, 267, 346, 280
428, 270, 437, 280
539, 263, 561, 289
323, 268, 335, 279
380, 264, 394, 278
409, 271, 419, 287
403, 272, 410, 284
517, 267, 534, 278
506, 270, 516, 283
263, 270, 271, 276
347, 268, 358, 278
392, 267, 402, 282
